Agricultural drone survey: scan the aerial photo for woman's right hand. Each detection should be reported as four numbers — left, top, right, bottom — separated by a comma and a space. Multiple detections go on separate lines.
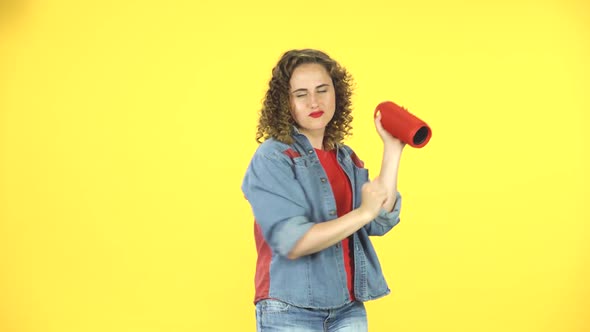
359, 180, 388, 222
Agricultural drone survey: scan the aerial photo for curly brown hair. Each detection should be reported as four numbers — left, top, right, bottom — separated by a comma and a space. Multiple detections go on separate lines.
256, 49, 354, 150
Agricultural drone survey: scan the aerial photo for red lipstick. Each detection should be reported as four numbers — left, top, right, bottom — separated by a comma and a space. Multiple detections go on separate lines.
309, 111, 324, 118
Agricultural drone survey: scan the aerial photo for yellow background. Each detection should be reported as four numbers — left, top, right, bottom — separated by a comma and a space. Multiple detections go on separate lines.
1, 0, 588, 331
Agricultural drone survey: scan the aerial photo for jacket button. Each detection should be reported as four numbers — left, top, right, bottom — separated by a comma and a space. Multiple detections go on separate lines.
335, 243, 340, 248
308, 149, 314, 154
321, 178, 327, 183
330, 210, 336, 216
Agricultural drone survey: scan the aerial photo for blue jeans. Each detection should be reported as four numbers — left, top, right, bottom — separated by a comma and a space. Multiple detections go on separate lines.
255, 299, 368, 332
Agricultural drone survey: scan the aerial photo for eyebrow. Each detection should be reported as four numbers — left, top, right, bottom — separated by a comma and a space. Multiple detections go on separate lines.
291, 84, 330, 94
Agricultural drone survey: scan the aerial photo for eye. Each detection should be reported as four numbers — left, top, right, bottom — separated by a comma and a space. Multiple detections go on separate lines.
317, 89, 328, 93
295, 93, 307, 98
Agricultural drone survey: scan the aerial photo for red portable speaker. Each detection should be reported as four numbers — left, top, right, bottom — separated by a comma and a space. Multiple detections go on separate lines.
374, 101, 432, 148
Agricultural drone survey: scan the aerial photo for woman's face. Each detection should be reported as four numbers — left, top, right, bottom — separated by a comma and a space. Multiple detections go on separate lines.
288, 63, 336, 138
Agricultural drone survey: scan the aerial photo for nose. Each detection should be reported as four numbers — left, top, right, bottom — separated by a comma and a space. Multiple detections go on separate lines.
309, 92, 319, 109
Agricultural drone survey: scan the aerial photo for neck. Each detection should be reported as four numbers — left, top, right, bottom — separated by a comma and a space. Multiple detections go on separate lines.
299, 128, 325, 150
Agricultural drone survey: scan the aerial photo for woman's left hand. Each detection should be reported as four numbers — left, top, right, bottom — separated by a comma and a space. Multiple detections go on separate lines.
374, 111, 406, 152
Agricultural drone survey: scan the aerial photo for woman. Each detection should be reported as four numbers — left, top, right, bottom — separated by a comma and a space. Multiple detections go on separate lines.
242, 49, 405, 331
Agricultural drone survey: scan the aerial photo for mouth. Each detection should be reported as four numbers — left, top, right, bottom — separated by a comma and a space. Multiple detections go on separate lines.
309, 111, 324, 118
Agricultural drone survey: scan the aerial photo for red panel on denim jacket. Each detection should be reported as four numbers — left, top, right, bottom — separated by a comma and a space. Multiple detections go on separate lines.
253, 222, 271, 303
315, 148, 355, 302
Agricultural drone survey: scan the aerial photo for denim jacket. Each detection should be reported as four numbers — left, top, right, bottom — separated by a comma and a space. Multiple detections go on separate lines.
242, 130, 402, 309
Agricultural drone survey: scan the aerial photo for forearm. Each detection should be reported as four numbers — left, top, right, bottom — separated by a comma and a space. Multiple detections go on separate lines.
377, 144, 402, 212
287, 209, 373, 260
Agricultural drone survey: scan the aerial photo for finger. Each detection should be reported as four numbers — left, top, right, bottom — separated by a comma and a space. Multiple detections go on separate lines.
374, 111, 384, 125
374, 114, 384, 130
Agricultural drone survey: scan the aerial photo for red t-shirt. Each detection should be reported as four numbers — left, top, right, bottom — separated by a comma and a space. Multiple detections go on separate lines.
315, 148, 355, 302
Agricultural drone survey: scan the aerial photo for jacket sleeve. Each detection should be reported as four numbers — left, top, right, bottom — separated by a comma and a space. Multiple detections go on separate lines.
242, 151, 314, 258
363, 192, 402, 236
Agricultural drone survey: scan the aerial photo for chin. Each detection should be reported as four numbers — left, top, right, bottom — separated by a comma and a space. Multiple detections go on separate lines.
308, 125, 328, 131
